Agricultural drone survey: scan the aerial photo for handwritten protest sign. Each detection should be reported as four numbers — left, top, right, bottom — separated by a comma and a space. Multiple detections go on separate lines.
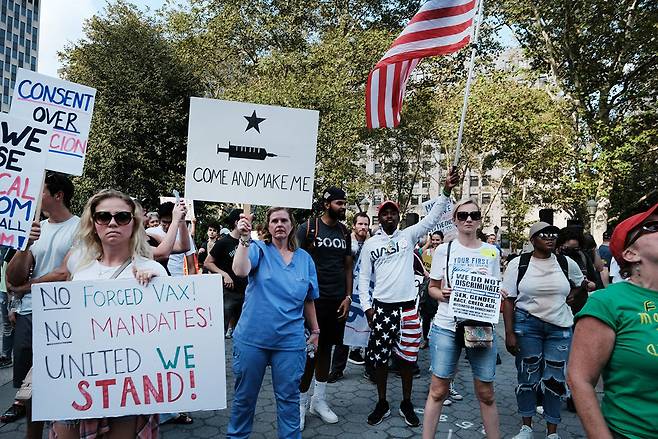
32, 275, 225, 420
10, 68, 96, 175
184, 98, 319, 209
159, 196, 196, 222
422, 198, 456, 241
0, 113, 50, 250
449, 272, 501, 324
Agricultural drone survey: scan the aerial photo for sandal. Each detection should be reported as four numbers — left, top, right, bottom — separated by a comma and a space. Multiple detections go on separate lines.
1, 403, 26, 423
168, 413, 193, 425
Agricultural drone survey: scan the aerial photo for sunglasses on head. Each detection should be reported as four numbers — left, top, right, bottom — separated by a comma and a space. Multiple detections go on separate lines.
93, 211, 133, 226
456, 211, 482, 222
536, 232, 558, 240
626, 220, 658, 248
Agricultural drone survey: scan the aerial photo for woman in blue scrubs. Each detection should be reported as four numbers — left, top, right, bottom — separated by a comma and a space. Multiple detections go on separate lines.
227, 207, 320, 438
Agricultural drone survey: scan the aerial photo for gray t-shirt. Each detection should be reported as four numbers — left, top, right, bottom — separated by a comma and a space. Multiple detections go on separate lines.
297, 218, 351, 300
19, 215, 80, 315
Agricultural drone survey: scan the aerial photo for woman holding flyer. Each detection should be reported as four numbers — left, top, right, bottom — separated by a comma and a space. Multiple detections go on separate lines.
501, 222, 584, 439
227, 207, 320, 439
422, 199, 502, 439
50, 189, 167, 438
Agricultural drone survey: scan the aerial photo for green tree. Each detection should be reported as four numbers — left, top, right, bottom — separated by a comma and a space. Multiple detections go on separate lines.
495, 0, 658, 229
60, 1, 201, 212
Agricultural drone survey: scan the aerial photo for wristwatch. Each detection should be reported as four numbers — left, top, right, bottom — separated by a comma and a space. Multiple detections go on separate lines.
239, 236, 251, 247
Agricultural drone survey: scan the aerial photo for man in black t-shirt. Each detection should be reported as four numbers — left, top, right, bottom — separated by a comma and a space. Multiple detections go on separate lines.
197, 222, 220, 273
297, 187, 352, 429
204, 209, 246, 338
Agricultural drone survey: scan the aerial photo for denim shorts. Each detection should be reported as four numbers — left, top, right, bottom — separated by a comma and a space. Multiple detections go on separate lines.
429, 324, 497, 382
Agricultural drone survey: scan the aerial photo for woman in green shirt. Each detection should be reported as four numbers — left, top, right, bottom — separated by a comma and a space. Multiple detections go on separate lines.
568, 202, 658, 439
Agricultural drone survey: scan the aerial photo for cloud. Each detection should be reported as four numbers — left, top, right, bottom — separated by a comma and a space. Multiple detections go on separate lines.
37, 0, 98, 77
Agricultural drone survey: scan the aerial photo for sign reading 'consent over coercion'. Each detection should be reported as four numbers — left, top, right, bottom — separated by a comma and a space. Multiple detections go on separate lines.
0, 113, 50, 250
31, 275, 226, 420
185, 98, 319, 209
449, 272, 501, 324
10, 68, 96, 176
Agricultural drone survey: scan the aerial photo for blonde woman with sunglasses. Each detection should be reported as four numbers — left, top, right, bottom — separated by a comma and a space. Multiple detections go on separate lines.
50, 189, 167, 438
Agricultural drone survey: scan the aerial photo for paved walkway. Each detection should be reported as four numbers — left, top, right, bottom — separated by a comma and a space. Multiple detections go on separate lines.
0, 327, 587, 438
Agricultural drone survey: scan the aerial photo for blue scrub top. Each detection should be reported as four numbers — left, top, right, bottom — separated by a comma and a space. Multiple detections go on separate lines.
233, 240, 319, 351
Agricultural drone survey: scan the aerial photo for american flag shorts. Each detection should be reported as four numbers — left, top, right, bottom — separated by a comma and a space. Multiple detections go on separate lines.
366, 300, 422, 367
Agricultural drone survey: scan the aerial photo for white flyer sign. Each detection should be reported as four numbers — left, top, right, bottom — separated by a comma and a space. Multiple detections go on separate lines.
184, 98, 319, 209
10, 68, 96, 175
159, 196, 196, 221
449, 272, 501, 324
422, 198, 456, 241
32, 275, 226, 420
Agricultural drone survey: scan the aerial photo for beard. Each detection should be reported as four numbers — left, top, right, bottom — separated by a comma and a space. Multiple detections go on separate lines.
328, 207, 346, 221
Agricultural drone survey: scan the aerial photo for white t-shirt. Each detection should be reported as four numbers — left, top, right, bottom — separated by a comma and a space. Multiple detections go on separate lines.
69, 255, 168, 281
146, 226, 196, 276
501, 254, 584, 328
430, 240, 501, 331
19, 216, 80, 315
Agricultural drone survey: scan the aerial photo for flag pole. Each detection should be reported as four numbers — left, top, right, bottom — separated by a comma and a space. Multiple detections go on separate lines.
452, 0, 486, 168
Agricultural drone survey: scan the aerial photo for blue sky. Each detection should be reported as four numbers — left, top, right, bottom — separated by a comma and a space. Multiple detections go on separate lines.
38, 0, 167, 77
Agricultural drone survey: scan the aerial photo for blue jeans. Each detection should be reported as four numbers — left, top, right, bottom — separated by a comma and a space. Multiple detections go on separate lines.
227, 341, 306, 439
0, 292, 13, 358
513, 308, 572, 425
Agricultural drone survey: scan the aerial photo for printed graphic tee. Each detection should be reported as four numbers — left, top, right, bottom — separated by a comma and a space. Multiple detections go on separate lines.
297, 219, 350, 300
430, 240, 500, 331
575, 282, 658, 439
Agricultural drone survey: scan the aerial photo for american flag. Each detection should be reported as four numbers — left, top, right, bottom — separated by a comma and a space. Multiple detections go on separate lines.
366, 0, 478, 129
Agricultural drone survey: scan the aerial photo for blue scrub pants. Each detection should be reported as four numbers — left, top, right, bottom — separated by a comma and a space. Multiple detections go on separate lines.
227, 340, 306, 439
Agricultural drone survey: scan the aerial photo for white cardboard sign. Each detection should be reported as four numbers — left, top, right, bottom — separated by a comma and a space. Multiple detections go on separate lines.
10, 68, 96, 175
0, 113, 51, 250
32, 275, 226, 420
184, 98, 319, 209
422, 198, 456, 241
449, 272, 501, 324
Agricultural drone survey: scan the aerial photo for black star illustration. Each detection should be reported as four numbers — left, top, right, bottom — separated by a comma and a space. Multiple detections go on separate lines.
244, 110, 266, 133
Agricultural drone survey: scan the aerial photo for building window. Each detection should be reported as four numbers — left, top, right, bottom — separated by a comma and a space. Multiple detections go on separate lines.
469, 175, 479, 187
374, 163, 382, 174
501, 216, 510, 228
482, 193, 492, 205
372, 216, 378, 225
373, 195, 381, 205
422, 194, 430, 203
481, 175, 490, 187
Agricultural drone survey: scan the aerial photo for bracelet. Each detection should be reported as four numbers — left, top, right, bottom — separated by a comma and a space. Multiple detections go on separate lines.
239, 237, 251, 247
345, 296, 352, 302
442, 188, 451, 197
311, 329, 321, 334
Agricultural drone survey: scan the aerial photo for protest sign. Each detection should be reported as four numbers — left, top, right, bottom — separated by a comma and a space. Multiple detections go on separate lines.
32, 275, 226, 420
184, 98, 319, 209
0, 113, 50, 250
10, 68, 96, 176
159, 196, 196, 222
343, 290, 371, 348
449, 272, 501, 324
422, 198, 456, 241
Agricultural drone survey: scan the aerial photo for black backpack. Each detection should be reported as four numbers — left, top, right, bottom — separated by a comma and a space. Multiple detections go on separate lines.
302, 217, 349, 254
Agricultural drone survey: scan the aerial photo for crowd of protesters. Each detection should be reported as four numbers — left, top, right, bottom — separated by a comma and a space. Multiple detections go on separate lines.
0, 170, 656, 439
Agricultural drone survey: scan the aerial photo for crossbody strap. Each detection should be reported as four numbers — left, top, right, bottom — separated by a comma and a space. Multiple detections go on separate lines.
111, 258, 132, 279
445, 240, 453, 288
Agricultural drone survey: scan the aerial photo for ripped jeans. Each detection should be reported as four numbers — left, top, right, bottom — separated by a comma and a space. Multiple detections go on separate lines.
514, 308, 572, 425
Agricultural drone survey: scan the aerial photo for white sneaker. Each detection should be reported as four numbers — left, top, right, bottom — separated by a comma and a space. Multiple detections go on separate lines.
442, 398, 452, 406
300, 394, 309, 431
536, 405, 545, 415
449, 383, 463, 401
512, 425, 533, 439
310, 397, 338, 424
546, 434, 561, 439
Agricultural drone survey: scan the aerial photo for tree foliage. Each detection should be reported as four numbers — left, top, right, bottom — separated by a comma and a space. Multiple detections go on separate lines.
60, 1, 201, 212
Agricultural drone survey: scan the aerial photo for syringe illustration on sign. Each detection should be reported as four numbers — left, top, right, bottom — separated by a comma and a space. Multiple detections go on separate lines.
216, 141, 287, 161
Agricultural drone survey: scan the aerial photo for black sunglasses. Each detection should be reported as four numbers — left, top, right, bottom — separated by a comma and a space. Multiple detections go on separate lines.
456, 211, 482, 222
93, 211, 133, 226
626, 220, 658, 248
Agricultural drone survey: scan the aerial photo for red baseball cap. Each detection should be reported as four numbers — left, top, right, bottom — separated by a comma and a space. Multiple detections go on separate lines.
378, 200, 399, 216
610, 202, 658, 265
